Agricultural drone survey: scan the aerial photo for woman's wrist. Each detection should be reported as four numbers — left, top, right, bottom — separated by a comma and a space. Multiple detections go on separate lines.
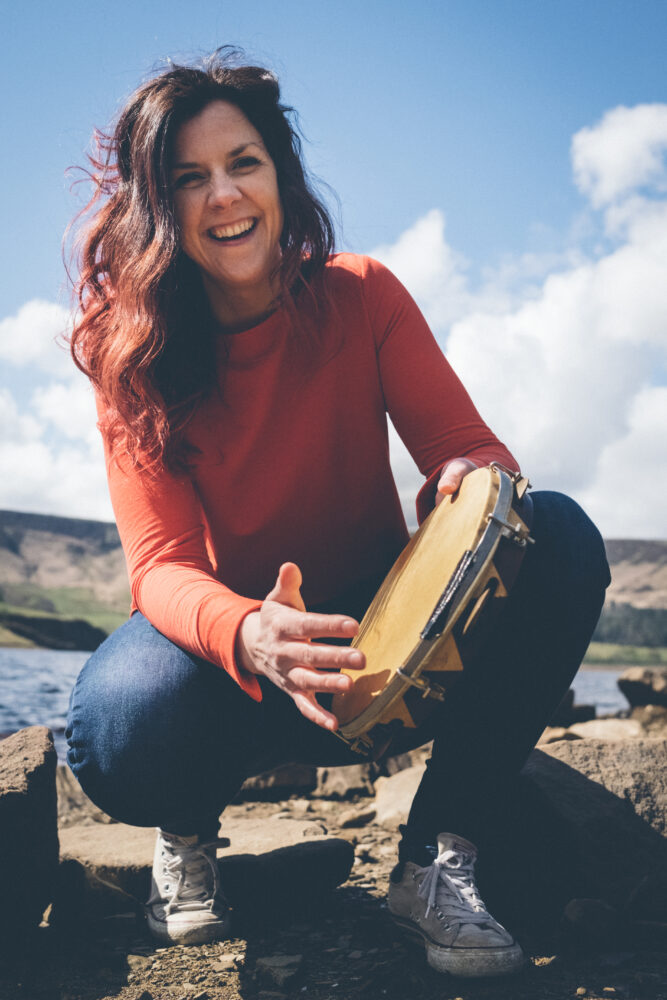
235, 610, 262, 674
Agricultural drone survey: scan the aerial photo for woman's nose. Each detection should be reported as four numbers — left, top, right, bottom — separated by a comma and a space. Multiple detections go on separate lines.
207, 171, 242, 209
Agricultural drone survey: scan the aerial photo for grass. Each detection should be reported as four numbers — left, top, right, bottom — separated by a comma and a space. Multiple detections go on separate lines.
0, 598, 128, 646
584, 641, 667, 666
0, 582, 129, 618
0, 624, 34, 647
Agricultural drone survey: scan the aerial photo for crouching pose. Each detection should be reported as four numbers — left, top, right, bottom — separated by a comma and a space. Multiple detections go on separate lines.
66, 51, 609, 979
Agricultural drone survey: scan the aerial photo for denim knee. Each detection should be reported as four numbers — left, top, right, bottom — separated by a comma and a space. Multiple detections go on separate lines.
529, 490, 611, 593
65, 613, 234, 825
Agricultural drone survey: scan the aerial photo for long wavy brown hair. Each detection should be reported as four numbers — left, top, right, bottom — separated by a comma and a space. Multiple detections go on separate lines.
68, 48, 336, 472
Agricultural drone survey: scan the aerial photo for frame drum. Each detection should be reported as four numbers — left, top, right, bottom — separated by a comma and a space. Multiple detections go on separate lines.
331, 465, 533, 757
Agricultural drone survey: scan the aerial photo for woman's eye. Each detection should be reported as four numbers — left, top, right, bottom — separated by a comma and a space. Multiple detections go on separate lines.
173, 172, 203, 189
233, 156, 260, 170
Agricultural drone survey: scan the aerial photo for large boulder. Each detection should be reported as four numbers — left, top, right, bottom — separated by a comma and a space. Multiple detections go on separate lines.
617, 667, 667, 707
55, 814, 353, 926
0, 727, 59, 937
519, 738, 667, 910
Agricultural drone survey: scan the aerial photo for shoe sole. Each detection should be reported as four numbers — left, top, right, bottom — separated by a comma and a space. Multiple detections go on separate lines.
391, 915, 526, 978
146, 910, 232, 947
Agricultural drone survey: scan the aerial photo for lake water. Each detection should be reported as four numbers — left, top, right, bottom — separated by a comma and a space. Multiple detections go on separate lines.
0, 648, 630, 763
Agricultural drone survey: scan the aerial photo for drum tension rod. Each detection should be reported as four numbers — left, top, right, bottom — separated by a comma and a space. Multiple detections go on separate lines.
485, 513, 535, 547
397, 667, 446, 701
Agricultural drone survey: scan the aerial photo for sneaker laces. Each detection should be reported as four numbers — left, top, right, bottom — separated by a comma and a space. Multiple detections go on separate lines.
148, 833, 230, 916
416, 847, 490, 924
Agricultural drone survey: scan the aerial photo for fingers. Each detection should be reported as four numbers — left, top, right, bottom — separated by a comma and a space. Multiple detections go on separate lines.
267, 604, 360, 642
292, 690, 340, 731
279, 642, 364, 672
288, 666, 355, 694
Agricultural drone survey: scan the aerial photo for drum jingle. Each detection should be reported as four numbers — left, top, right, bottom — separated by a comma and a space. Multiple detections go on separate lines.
331, 464, 534, 758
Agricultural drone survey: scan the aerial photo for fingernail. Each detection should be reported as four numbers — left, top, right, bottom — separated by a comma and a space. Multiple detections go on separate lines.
348, 651, 363, 666
342, 619, 357, 630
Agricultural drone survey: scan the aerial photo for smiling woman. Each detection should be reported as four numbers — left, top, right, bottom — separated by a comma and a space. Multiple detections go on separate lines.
64, 48, 609, 978
69, 51, 334, 471
171, 101, 284, 328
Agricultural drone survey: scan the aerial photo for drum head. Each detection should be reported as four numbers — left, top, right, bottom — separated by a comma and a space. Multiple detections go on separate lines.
332, 466, 499, 726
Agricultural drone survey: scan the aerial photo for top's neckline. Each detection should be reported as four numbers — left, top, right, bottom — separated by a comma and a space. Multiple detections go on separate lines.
213, 304, 287, 364
214, 305, 281, 336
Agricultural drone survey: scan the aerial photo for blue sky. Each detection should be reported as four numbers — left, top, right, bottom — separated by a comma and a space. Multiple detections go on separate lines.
1, 0, 666, 536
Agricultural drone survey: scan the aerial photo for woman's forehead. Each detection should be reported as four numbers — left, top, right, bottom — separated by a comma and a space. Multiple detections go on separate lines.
172, 101, 263, 163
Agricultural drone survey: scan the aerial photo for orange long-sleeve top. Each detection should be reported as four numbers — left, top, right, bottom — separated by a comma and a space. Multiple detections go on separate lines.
101, 254, 518, 701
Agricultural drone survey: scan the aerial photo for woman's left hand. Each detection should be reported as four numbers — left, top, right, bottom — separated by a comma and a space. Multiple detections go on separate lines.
435, 458, 478, 506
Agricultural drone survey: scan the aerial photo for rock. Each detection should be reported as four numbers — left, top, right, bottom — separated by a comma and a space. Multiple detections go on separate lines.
238, 764, 317, 800
301, 822, 328, 836
57, 765, 115, 827
618, 667, 667, 708
314, 764, 375, 799
256, 954, 303, 988
374, 762, 426, 828
127, 954, 152, 972
0, 726, 58, 937
55, 815, 353, 923
520, 739, 667, 907
549, 693, 597, 727
630, 705, 667, 734
568, 719, 644, 740
567, 705, 597, 724
382, 752, 414, 775
338, 806, 377, 828
538, 726, 583, 744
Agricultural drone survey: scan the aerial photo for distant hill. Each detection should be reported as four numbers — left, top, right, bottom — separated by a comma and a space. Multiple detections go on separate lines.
603, 539, 667, 609
0, 508, 665, 649
0, 509, 130, 648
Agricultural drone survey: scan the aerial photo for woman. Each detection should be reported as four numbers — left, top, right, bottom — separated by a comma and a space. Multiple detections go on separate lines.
66, 50, 610, 979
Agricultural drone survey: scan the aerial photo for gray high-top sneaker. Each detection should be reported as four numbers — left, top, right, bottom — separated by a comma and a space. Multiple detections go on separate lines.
145, 829, 232, 945
388, 833, 524, 978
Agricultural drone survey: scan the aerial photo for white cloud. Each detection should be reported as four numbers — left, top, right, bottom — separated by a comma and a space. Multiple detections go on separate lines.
31, 380, 99, 444
0, 299, 110, 519
0, 434, 112, 521
577, 386, 667, 538
377, 103, 667, 538
0, 299, 73, 377
371, 209, 472, 330
572, 104, 667, 208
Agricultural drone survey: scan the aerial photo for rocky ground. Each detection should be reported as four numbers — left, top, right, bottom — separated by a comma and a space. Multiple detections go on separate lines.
2, 790, 667, 1000
2, 666, 667, 1000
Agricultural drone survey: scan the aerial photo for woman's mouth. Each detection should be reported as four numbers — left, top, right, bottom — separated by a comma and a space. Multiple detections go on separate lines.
208, 219, 257, 242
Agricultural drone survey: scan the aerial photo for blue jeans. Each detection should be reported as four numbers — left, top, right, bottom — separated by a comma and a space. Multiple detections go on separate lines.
66, 492, 610, 848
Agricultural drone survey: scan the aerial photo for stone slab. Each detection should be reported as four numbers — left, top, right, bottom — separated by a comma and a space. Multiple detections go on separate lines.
56, 815, 354, 922
0, 726, 58, 936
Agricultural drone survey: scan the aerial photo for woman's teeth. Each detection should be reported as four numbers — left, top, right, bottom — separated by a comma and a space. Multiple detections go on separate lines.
209, 219, 256, 241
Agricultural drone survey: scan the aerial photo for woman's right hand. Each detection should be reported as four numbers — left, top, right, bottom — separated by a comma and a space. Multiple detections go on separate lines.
236, 562, 365, 731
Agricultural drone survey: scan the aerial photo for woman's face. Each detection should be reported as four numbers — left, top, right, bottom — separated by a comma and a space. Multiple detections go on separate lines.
171, 100, 284, 322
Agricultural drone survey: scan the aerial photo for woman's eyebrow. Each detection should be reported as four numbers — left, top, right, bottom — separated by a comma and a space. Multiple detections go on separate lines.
228, 141, 264, 157
172, 142, 264, 171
